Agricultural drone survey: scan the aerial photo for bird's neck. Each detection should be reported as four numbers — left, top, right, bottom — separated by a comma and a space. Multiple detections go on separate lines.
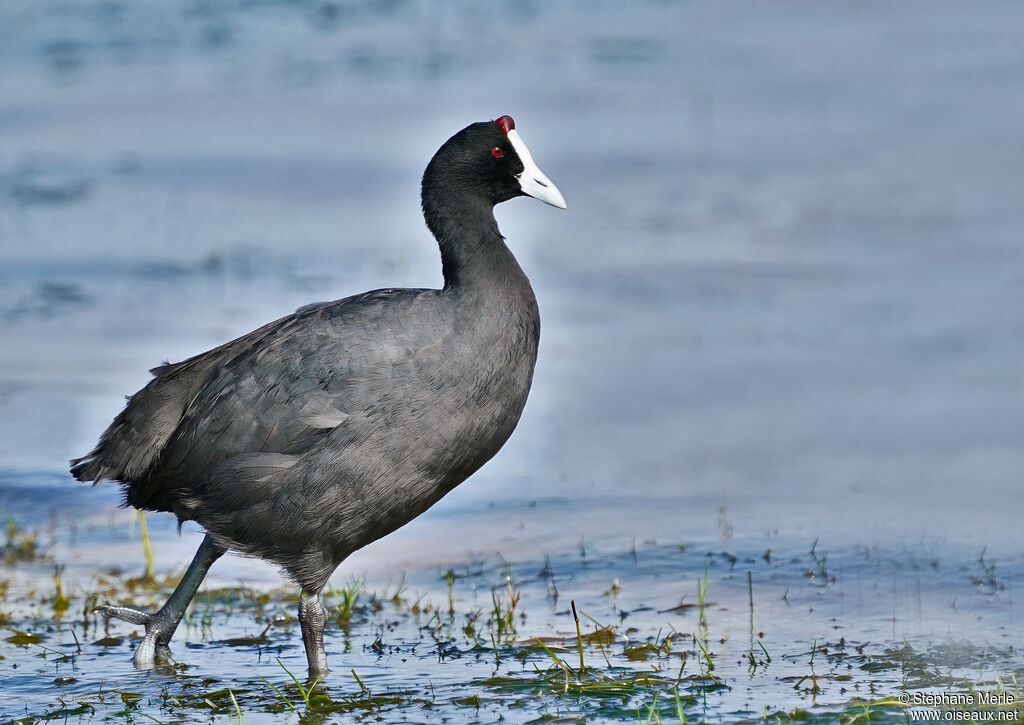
423, 194, 527, 293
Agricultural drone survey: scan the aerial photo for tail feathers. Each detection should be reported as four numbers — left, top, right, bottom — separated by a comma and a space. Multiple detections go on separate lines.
69, 347, 223, 486
69, 453, 109, 483
70, 306, 296, 487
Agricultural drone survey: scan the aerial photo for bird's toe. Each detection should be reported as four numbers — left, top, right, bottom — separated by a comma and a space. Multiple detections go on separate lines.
94, 604, 154, 627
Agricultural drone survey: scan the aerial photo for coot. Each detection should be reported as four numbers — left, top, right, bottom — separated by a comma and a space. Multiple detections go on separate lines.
71, 115, 565, 674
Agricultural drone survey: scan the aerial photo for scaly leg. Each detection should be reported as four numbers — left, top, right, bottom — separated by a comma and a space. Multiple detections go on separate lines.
95, 534, 226, 667
299, 589, 329, 675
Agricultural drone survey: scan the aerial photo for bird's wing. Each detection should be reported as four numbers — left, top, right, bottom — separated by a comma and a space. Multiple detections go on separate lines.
71, 289, 437, 493
70, 311, 302, 485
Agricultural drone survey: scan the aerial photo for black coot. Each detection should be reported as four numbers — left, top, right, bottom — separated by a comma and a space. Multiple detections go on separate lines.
71, 115, 566, 674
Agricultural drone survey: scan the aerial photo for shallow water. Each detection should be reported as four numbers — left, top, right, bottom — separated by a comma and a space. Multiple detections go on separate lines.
2, 502, 1021, 722
2, 0, 1023, 721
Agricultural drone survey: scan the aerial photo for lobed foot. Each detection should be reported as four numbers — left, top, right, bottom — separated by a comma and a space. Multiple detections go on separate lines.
92, 535, 225, 669
94, 604, 175, 667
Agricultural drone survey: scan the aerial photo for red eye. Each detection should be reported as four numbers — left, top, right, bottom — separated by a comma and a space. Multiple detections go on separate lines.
491, 146, 504, 158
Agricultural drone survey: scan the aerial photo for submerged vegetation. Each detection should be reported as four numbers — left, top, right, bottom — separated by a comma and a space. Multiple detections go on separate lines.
2, 516, 44, 566
0, 510, 1021, 723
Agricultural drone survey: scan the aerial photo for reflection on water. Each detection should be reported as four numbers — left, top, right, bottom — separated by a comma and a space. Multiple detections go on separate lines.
1, 0, 1022, 719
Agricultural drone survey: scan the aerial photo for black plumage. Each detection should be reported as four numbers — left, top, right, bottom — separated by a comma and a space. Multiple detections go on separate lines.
71, 116, 565, 673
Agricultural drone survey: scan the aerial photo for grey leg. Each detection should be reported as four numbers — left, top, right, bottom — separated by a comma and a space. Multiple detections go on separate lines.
298, 589, 329, 675
95, 534, 226, 667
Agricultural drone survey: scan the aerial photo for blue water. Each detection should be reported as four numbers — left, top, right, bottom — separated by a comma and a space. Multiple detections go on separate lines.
1, 1, 1022, 720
